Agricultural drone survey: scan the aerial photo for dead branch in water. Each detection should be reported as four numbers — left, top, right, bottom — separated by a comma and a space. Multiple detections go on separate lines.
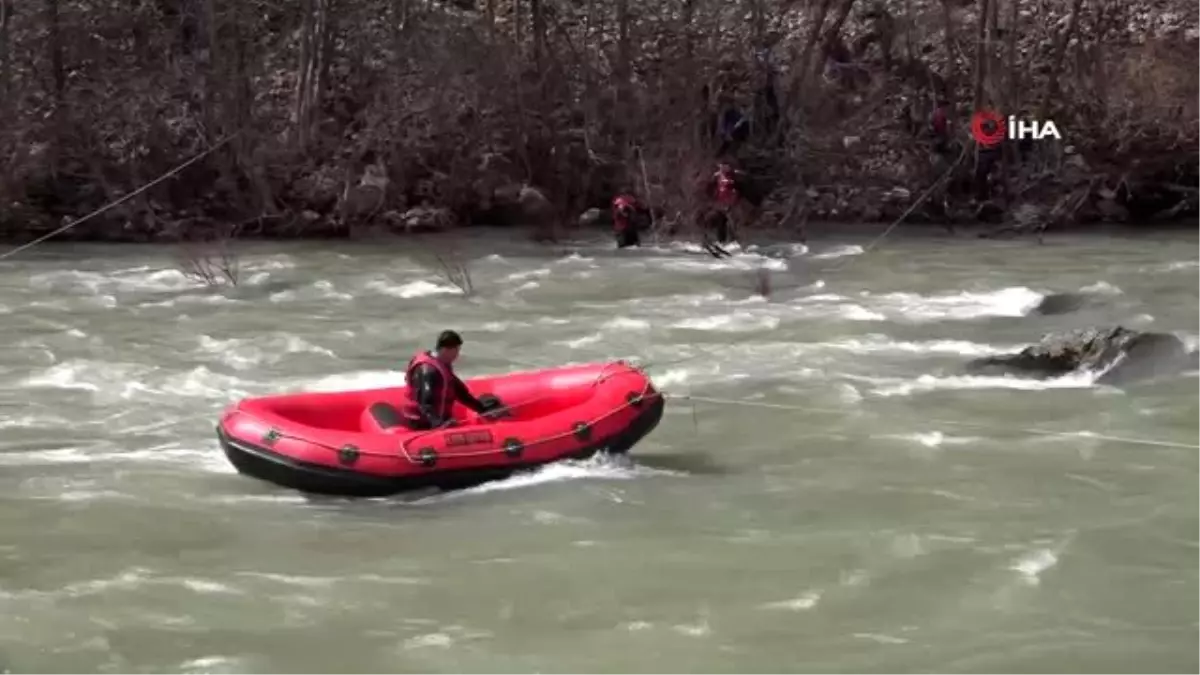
433, 251, 474, 296
175, 224, 241, 287
752, 267, 771, 298
415, 239, 474, 297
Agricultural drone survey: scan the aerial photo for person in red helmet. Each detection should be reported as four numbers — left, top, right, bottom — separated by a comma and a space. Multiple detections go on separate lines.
611, 192, 647, 248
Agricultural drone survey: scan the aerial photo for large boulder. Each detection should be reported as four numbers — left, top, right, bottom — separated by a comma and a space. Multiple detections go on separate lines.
578, 207, 605, 228
1028, 292, 1088, 316
966, 326, 1198, 385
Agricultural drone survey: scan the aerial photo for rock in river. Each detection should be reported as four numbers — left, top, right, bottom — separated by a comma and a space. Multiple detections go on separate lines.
966, 326, 1198, 386
1028, 292, 1089, 316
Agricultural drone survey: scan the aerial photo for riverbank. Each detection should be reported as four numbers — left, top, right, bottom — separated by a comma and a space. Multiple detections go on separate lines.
1, 0, 1195, 247
3, 223, 1196, 277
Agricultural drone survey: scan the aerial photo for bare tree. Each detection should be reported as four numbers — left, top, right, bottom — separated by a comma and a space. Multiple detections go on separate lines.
0, 0, 11, 106
0, 0, 1193, 248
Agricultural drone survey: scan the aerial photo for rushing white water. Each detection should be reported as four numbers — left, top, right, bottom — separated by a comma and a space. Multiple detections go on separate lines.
0, 231, 1196, 673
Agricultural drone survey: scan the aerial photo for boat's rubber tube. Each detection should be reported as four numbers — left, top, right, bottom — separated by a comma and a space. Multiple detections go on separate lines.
216, 361, 665, 497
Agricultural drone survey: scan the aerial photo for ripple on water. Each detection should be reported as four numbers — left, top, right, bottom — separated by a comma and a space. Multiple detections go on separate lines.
1, 236, 1195, 673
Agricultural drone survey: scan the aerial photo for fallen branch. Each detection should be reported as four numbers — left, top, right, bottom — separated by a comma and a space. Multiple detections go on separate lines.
177, 238, 241, 287
433, 250, 474, 296
414, 240, 475, 297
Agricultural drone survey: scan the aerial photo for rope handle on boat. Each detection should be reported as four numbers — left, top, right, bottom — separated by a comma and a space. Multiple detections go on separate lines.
396, 361, 659, 462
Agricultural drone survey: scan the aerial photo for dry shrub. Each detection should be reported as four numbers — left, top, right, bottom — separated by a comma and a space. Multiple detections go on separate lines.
415, 239, 474, 297
434, 251, 473, 296
177, 240, 241, 287
1109, 41, 1199, 129
174, 221, 242, 287
1069, 38, 1199, 158
631, 141, 719, 242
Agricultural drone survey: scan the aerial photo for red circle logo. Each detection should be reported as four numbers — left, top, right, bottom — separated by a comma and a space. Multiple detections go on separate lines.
971, 109, 1006, 147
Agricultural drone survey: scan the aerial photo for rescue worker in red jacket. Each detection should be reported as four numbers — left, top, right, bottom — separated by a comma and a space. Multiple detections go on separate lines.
704, 162, 741, 245
400, 330, 491, 430
611, 193, 644, 248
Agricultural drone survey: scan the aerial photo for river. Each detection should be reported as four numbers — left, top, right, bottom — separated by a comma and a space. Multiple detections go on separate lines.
0, 229, 1196, 673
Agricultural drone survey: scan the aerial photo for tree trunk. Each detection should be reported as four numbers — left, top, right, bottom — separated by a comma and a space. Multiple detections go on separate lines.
319, 0, 337, 98
792, 0, 832, 100
615, 0, 630, 116
1000, 0, 1020, 203
294, 0, 330, 149
971, 0, 989, 111
1005, 0, 1019, 110
530, 0, 545, 72
823, 0, 856, 46
748, 0, 765, 48
513, 0, 522, 49
0, 0, 11, 104
45, 0, 65, 176
1042, 0, 1083, 113
681, 0, 695, 61
200, 0, 219, 137
814, 0, 856, 81
939, 0, 956, 94
47, 0, 65, 110
392, 0, 408, 70
902, 0, 914, 62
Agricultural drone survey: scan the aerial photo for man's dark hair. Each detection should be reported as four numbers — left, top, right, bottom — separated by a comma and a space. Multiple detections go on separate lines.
436, 330, 463, 349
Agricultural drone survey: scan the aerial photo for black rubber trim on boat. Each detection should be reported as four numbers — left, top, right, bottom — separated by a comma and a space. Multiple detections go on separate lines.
417, 447, 438, 468
338, 444, 360, 466
503, 437, 524, 459
572, 421, 592, 441
216, 393, 664, 498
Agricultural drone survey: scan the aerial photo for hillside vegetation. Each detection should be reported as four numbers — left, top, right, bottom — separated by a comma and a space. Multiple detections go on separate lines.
0, 0, 1196, 244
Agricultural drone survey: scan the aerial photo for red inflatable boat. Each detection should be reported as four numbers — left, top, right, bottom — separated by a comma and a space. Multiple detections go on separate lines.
216, 361, 665, 497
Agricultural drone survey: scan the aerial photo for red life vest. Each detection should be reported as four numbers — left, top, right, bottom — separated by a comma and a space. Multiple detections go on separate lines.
611, 194, 637, 233
401, 350, 455, 423
714, 171, 739, 206
931, 107, 948, 136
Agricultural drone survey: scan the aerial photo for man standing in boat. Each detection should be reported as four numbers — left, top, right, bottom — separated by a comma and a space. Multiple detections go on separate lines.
399, 330, 493, 429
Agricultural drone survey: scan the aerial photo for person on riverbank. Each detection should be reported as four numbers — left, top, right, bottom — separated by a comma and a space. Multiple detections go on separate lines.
399, 330, 493, 429
611, 193, 648, 248
703, 162, 742, 246
715, 93, 750, 156
930, 99, 951, 155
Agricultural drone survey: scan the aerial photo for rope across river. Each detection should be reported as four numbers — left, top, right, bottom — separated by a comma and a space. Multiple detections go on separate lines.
0, 131, 241, 263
